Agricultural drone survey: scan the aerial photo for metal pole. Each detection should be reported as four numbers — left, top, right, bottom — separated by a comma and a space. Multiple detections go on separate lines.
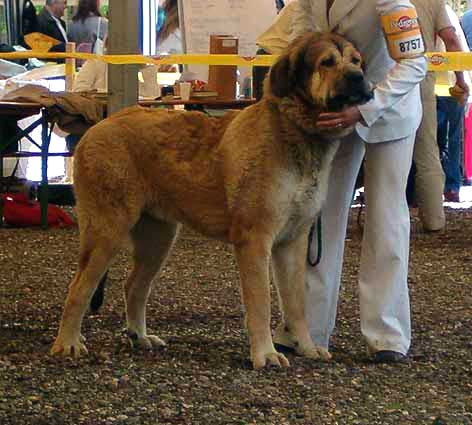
39, 110, 51, 229
107, 0, 141, 115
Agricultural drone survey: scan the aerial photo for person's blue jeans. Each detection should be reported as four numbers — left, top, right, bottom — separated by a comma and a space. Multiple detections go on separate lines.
436, 96, 464, 193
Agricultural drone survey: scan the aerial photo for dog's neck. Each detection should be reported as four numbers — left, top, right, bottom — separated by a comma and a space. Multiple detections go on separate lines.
270, 96, 322, 136
264, 95, 352, 142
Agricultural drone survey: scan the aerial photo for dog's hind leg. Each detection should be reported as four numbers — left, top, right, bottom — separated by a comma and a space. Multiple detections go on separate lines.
51, 243, 122, 357
271, 230, 331, 361
51, 219, 128, 358
234, 236, 290, 370
125, 214, 180, 350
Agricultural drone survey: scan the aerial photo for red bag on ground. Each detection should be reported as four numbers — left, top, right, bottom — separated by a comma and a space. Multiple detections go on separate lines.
1, 193, 76, 228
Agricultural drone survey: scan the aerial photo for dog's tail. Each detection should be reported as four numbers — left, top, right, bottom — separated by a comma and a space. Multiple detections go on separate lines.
90, 271, 108, 313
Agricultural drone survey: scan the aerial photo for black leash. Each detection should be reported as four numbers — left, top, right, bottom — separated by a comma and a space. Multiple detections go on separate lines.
307, 215, 323, 267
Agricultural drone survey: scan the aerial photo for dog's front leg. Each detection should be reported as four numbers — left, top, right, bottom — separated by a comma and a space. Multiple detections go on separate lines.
272, 230, 331, 361
234, 238, 290, 370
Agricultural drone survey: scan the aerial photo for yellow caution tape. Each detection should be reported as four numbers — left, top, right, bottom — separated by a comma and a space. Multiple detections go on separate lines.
425, 51, 472, 71
1, 51, 472, 70
0, 51, 275, 67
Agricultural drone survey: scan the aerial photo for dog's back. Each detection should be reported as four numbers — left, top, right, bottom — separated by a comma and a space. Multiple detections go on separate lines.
73, 106, 240, 237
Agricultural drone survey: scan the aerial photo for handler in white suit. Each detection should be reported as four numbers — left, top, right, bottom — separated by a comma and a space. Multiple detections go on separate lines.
275, 0, 427, 362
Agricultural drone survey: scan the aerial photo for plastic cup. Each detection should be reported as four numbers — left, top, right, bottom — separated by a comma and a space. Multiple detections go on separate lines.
179, 82, 192, 101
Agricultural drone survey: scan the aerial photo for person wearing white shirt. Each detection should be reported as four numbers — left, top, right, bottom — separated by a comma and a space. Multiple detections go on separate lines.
273, 0, 427, 364
72, 59, 107, 93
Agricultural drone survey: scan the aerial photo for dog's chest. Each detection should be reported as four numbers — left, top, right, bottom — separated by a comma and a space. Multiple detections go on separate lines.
277, 140, 339, 241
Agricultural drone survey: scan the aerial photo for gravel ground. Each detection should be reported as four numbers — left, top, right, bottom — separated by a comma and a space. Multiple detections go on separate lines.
0, 206, 471, 425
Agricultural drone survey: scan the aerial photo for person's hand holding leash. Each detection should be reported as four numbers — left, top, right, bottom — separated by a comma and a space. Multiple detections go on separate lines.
316, 106, 362, 130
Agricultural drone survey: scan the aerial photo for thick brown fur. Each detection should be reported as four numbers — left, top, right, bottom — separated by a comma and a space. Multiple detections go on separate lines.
51, 32, 372, 369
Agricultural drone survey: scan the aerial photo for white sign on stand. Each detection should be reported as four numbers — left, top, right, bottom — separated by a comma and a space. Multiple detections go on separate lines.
177, 0, 277, 84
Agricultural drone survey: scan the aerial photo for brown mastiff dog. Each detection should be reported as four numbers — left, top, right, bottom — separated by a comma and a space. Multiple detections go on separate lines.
51, 32, 372, 369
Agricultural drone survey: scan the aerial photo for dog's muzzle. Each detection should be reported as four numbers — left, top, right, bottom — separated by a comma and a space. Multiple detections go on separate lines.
327, 71, 374, 111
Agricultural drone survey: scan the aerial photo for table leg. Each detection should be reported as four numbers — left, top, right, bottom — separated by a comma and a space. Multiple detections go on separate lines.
40, 110, 52, 229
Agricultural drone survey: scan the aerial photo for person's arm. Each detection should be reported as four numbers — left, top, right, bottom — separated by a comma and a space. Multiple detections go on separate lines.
290, 0, 318, 41
316, 0, 427, 131
356, 0, 427, 127
438, 27, 469, 93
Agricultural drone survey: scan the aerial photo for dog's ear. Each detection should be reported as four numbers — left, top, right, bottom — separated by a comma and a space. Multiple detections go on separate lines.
269, 54, 292, 98
269, 34, 316, 98
292, 44, 310, 87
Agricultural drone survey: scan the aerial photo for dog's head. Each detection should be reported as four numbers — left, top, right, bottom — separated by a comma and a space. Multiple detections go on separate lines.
268, 32, 373, 112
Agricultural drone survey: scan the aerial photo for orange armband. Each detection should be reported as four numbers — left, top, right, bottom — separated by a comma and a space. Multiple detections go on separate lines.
380, 8, 425, 61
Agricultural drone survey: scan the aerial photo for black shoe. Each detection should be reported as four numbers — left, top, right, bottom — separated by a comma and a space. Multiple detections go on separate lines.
372, 350, 407, 364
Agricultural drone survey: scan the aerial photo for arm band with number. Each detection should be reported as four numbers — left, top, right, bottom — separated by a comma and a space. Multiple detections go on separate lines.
380, 8, 425, 61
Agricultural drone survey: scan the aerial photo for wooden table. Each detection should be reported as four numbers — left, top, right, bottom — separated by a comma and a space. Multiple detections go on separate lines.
0, 101, 42, 118
138, 97, 256, 109
0, 101, 67, 228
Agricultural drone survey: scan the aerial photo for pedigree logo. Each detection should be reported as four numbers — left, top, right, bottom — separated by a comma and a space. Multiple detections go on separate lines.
429, 54, 448, 66
393, 16, 418, 31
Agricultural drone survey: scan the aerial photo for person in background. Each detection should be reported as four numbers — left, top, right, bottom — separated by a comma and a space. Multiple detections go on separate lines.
72, 55, 107, 93
273, 0, 427, 363
37, 0, 68, 44
157, 0, 183, 55
436, 5, 471, 203
67, 0, 108, 54
409, 0, 468, 227
460, 7, 472, 187
253, 0, 297, 100
21, 0, 39, 42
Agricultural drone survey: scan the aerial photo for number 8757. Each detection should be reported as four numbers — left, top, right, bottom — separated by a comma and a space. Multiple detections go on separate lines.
399, 38, 422, 53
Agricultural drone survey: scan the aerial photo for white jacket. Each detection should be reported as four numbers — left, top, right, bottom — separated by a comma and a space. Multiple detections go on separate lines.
72, 59, 108, 93
256, 1, 298, 54
291, 0, 428, 142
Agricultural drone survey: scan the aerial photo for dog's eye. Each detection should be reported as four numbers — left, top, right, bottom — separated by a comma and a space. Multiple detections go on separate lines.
320, 57, 335, 67
351, 57, 361, 65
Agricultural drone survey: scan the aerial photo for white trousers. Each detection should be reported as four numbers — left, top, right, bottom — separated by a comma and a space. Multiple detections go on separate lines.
305, 131, 415, 355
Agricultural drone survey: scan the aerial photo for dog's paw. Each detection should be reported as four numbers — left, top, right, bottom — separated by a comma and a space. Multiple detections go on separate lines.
252, 351, 290, 370
297, 344, 332, 361
127, 331, 166, 350
50, 337, 89, 358
274, 324, 331, 361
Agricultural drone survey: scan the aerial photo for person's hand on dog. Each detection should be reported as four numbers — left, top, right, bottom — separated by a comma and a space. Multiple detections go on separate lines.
316, 107, 362, 130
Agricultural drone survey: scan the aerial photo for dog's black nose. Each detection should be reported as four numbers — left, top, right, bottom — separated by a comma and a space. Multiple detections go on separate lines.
345, 71, 364, 85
